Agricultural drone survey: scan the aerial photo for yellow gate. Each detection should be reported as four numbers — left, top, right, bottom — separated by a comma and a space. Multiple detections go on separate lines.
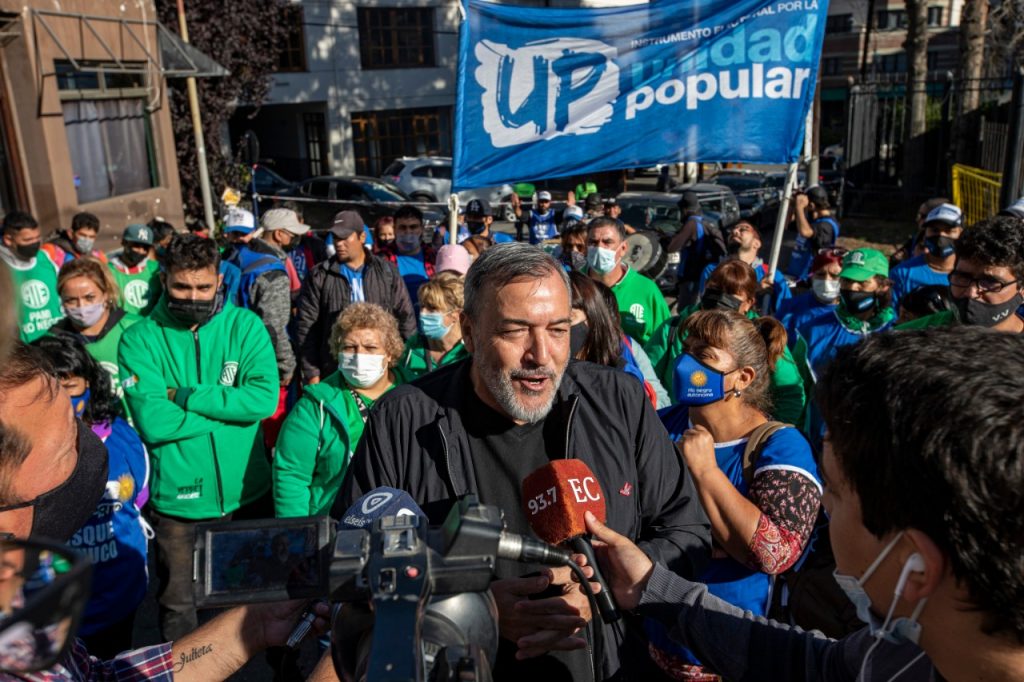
951, 164, 1002, 227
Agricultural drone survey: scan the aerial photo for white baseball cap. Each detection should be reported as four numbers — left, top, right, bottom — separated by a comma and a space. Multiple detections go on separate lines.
924, 203, 963, 228
261, 208, 310, 235
537, 191, 552, 201
223, 207, 256, 234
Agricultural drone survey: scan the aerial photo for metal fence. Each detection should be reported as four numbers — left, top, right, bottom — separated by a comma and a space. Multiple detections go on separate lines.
951, 164, 1002, 226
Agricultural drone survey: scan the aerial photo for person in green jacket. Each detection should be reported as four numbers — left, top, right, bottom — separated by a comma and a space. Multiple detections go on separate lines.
586, 217, 671, 345
0, 211, 62, 342
50, 256, 141, 391
646, 260, 806, 425
274, 302, 406, 517
398, 272, 470, 380
108, 223, 162, 316
118, 234, 278, 641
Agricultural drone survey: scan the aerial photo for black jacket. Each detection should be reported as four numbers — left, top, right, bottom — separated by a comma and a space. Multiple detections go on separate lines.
336, 358, 711, 681
295, 251, 416, 380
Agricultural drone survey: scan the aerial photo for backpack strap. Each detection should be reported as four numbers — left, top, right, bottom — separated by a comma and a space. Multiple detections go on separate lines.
741, 421, 791, 488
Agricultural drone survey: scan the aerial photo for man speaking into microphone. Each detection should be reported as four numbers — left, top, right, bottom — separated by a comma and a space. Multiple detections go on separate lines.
336, 243, 711, 681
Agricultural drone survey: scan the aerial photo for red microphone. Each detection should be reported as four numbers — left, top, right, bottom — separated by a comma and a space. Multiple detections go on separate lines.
521, 460, 620, 623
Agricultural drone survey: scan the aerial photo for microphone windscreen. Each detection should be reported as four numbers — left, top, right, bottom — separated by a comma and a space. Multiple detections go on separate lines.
521, 460, 606, 546
338, 487, 425, 529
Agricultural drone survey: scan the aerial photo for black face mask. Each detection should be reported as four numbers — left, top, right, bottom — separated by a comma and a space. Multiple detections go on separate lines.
700, 289, 743, 312
120, 248, 146, 267
954, 293, 1024, 328
378, 238, 395, 249
13, 241, 40, 261
466, 221, 487, 235
569, 321, 589, 358
924, 236, 956, 259
840, 289, 876, 314
166, 290, 222, 327
0, 420, 109, 542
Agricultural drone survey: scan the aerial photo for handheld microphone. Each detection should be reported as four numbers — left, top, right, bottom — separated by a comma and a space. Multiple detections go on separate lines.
338, 487, 426, 529
521, 460, 621, 624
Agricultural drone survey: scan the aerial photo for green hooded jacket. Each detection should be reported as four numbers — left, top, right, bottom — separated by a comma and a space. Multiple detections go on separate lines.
273, 371, 398, 517
118, 296, 278, 519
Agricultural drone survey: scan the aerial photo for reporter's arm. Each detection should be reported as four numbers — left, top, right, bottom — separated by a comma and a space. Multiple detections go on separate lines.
171, 601, 328, 682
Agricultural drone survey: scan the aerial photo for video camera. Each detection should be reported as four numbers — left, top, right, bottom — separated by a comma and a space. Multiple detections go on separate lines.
192, 493, 571, 682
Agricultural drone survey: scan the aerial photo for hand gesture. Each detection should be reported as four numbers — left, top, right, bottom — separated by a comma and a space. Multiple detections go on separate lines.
677, 424, 717, 479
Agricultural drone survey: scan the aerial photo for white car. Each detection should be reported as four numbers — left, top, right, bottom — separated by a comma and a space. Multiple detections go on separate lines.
382, 156, 517, 221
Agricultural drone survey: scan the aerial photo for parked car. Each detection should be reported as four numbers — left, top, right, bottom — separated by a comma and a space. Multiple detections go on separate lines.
382, 156, 517, 221
710, 171, 778, 226
275, 175, 443, 232
615, 186, 736, 293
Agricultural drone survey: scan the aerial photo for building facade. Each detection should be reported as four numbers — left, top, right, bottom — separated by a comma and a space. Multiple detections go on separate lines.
0, 0, 185, 244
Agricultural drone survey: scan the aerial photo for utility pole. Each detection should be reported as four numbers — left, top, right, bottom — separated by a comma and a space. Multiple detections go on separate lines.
1000, 67, 1024, 208
859, 0, 876, 80
807, 80, 821, 184
176, 0, 216, 234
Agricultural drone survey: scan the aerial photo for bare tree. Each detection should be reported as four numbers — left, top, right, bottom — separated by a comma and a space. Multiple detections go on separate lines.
959, 0, 989, 111
903, 0, 930, 193
987, 0, 1024, 75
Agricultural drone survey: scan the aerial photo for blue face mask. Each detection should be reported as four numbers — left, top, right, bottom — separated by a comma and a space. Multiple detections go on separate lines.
70, 388, 91, 418
586, 246, 618, 275
924, 235, 956, 259
833, 532, 928, 646
672, 353, 737, 406
419, 312, 453, 340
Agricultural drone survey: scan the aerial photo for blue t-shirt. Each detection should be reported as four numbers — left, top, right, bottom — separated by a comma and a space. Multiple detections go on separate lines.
653, 406, 820, 664
889, 255, 950, 311
70, 418, 149, 635
776, 292, 836, 349
219, 260, 242, 306
785, 216, 840, 280
492, 232, 515, 243
698, 259, 791, 315
528, 210, 558, 244
340, 264, 365, 302
396, 253, 429, 308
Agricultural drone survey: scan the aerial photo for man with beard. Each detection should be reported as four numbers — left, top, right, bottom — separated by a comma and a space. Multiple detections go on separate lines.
696, 221, 791, 315
336, 242, 711, 681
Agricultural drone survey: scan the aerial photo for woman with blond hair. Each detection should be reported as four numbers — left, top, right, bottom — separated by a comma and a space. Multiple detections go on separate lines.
273, 302, 405, 517
398, 271, 469, 379
49, 256, 141, 385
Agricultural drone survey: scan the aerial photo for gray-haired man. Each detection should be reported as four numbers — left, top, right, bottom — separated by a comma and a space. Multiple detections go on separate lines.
336, 242, 710, 681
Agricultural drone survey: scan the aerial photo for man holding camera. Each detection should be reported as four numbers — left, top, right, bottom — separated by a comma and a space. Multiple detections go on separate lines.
0, 340, 330, 679
337, 242, 711, 681
577, 327, 1024, 681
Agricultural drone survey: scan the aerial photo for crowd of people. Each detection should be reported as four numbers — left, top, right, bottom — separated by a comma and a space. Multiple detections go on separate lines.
0, 183, 1020, 682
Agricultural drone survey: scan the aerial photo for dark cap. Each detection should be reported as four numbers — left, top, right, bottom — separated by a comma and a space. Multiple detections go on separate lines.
584, 193, 603, 210
806, 185, 830, 208
603, 196, 617, 207
678, 191, 701, 213
464, 198, 492, 217
330, 210, 365, 240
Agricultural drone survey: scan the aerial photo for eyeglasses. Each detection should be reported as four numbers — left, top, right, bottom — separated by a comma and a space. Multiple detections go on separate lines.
948, 271, 1019, 294
818, 246, 849, 258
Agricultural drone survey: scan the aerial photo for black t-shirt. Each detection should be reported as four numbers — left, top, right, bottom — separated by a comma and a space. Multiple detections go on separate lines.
809, 214, 838, 251
462, 380, 593, 681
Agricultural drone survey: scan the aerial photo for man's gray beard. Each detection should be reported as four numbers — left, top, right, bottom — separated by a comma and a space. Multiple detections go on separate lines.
477, 357, 565, 424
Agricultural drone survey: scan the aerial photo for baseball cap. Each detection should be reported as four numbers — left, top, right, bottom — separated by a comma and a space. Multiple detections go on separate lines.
223, 207, 256, 234
806, 185, 830, 208
261, 208, 310, 235
924, 203, 963, 228
564, 206, 584, 221
537, 191, 552, 202
603, 196, 617, 207
330, 211, 365, 240
584, 193, 603, 210
464, 198, 492, 217
841, 248, 889, 282
122, 223, 153, 246
999, 197, 1024, 220
678, 191, 701, 213
435, 244, 471, 276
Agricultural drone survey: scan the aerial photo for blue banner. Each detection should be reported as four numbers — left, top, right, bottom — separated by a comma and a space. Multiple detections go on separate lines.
453, 0, 829, 190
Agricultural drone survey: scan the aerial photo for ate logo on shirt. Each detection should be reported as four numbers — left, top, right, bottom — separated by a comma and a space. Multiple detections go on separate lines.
123, 280, 149, 308
20, 280, 50, 309
629, 303, 646, 324
219, 361, 239, 386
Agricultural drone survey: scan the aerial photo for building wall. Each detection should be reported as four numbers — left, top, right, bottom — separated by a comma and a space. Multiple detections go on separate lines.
0, 0, 183, 245
264, 0, 461, 176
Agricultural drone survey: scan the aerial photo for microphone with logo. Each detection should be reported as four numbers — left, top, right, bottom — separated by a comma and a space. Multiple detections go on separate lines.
521, 460, 621, 624
338, 486, 424, 529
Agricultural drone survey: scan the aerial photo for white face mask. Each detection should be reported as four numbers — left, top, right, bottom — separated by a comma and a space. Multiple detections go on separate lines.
586, 245, 618, 275
338, 352, 386, 388
812, 277, 841, 303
